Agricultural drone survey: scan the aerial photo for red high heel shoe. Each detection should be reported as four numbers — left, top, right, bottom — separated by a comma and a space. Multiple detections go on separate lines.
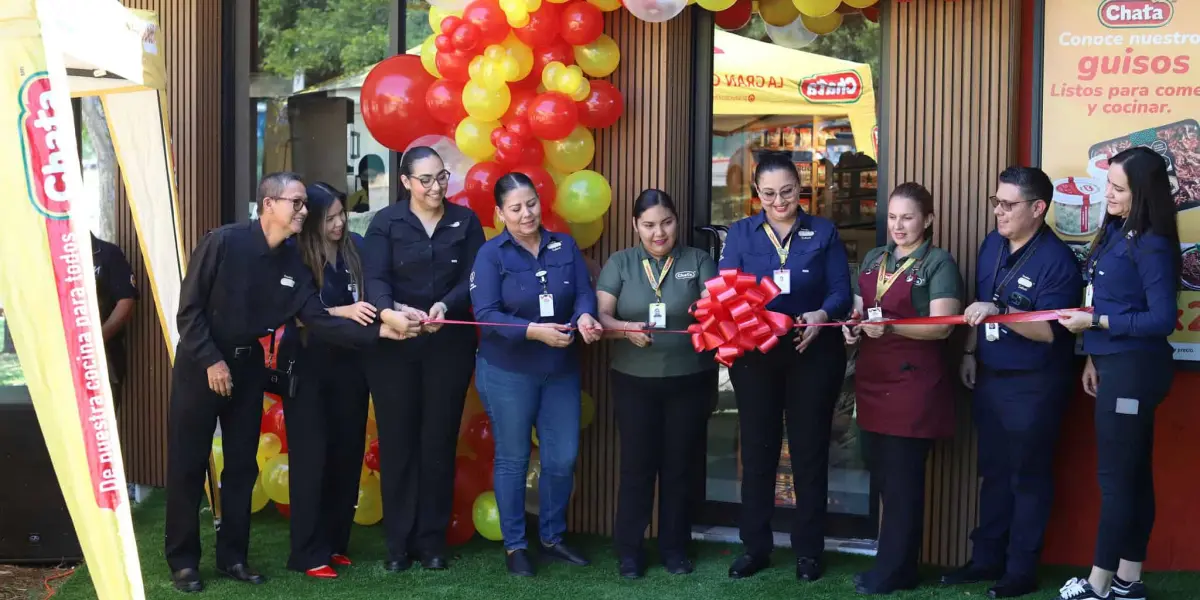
331, 554, 352, 567
306, 565, 338, 579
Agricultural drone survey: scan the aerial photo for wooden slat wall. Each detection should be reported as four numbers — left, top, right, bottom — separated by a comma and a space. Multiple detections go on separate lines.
884, 0, 1020, 566
569, 8, 696, 538
112, 0, 224, 487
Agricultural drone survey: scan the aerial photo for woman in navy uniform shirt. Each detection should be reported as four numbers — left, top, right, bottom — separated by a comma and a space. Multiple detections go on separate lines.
1056, 147, 1180, 600
363, 147, 486, 571
282, 182, 381, 578
717, 152, 852, 582
470, 173, 603, 577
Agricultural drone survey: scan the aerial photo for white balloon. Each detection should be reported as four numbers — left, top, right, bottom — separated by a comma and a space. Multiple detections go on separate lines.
765, 17, 818, 50
624, 0, 687, 22
406, 135, 475, 198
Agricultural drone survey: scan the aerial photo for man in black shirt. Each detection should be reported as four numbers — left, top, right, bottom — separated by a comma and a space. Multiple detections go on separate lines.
165, 172, 416, 593
91, 233, 139, 407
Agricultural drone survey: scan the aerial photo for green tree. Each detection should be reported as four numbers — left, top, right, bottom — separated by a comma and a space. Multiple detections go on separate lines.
406, 0, 434, 50
258, 0, 392, 83
732, 14, 881, 93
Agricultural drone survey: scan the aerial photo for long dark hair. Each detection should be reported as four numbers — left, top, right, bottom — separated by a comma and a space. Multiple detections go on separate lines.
1085, 147, 1181, 281
396, 145, 443, 204
298, 182, 364, 296
493, 172, 536, 207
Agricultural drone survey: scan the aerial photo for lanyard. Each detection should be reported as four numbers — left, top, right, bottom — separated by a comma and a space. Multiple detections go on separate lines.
762, 223, 792, 266
642, 256, 674, 301
874, 254, 918, 305
991, 228, 1045, 304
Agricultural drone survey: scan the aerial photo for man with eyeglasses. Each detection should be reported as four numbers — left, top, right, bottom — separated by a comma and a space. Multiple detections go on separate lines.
164, 171, 420, 593
941, 166, 1084, 598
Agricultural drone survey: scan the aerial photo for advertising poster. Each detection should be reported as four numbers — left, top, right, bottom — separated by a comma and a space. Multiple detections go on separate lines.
1040, 0, 1200, 360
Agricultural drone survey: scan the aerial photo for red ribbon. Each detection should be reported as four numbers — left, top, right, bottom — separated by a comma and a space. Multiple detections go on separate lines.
686, 269, 795, 367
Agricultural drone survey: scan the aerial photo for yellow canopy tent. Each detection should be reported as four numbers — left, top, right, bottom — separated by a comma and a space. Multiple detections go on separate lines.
712, 29, 877, 160
1, 0, 186, 597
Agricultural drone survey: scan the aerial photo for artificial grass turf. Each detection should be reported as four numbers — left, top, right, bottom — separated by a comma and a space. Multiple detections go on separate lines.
54, 493, 1200, 600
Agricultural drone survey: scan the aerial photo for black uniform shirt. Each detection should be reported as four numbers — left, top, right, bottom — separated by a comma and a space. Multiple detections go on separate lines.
91, 234, 139, 378
363, 200, 485, 320
176, 221, 380, 368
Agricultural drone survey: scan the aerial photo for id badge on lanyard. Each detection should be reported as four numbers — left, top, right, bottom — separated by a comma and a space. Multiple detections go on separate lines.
536, 270, 554, 317
764, 224, 792, 295
349, 282, 359, 303
872, 254, 917, 319
642, 256, 674, 329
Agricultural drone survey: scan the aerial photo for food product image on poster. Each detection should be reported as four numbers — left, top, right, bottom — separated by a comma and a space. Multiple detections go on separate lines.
1039, 0, 1200, 360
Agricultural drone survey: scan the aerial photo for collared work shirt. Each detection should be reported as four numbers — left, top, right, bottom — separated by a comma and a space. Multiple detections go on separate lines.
1082, 220, 1177, 356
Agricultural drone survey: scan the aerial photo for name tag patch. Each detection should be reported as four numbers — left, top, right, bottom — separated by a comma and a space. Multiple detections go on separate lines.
281, 275, 295, 287
797, 229, 815, 240
1017, 275, 1034, 290
548, 241, 563, 251
675, 271, 696, 280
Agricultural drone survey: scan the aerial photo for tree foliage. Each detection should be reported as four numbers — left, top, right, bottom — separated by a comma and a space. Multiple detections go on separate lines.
258, 0, 392, 82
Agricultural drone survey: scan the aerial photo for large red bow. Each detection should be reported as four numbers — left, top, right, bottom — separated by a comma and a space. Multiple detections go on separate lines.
687, 269, 795, 367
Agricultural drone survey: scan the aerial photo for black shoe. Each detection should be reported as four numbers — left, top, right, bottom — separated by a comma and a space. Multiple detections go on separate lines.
419, 553, 449, 570
941, 561, 1005, 585
796, 556, 823, 581
618, 556, 645, 579
728, 553, 770, 579
664, 555, 694, 575
854, 570, 919, 595
989, 575, 1039, 598
171, 568, 203, 593
1112, 577, 1147, 600
506, 549, 536, 577
216, 563, 265, 585
383, 557, 413, 572
540, 542, 590, 566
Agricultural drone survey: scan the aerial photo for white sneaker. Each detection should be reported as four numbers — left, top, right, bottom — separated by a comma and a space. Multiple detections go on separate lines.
1057, 577, 1110, 600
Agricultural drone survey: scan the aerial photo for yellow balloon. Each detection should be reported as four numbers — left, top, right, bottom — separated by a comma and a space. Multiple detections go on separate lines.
580, 391, 596, 430
532, 428, 539, 446
556, 169, 613, 223
793, 0, 839, 17
587, 0, 622, 10
574, 35, 620, 78
354, 474, 384, 526
800, 10, 842, 34
256, 432, 282, 469
429, 5, 461, 33
211, 437, 224, 482
462, 80, 511, 122
420, 35, 441, 78
542, 61, 565, 91
758, 0, 800, 26
262, 395, 276, 413
368, 396, 376, 421
543, 126, 595, 174
456, 117, 501, 162
483, 226, 503, 240
365, 417, 378, 441
546, 0, 570, 4
843, 0, 877, 7
502, 34, 534, 79
250, 475, 270, 513
569, 217, 605, 250
546, 166, 568, 189
698, 0, 736, 10
569, 78, 591, 102
261, 453, 290, 505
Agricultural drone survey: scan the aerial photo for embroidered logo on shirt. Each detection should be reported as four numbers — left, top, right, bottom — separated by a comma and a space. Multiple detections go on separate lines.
548, 241, 563, 251
469, 270, 476, 290
450, 221, 461, 227
797, 229, 815, 240
1017, 275, 1034, 290
676, 271, 696, 280
281, 275, 295, 288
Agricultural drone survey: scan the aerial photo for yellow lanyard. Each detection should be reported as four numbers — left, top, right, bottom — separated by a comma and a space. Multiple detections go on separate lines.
874, 254, 917, 305
762, 223, 791, 266
642, 257, 674, 300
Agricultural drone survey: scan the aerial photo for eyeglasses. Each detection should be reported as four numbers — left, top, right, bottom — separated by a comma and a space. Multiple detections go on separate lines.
757, 186, 798, 204
271, 196, 307, 211
988, 196, 1034, 212
411, 170, 451, 189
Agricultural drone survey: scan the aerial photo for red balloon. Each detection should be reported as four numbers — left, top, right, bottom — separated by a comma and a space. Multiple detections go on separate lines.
441, 16, 463, 33
528, 91, 579, 141
451, 21, 483, 52
862, 6, 879, 22
714, 0, 753, 30
426, 79, 468, 125
435, 33, 455, 53
514, 2, 560, 48
534, 39, 574, 71
261, 403, 289, 453
452, 455, 492, 511
463, 0, 511, 46
507, 118, 533, 140
517, 140, 545, 168
446, 510, 476, 546
577, 80, 624, 129
436, 49, 473, 82
449, 191, 496, 228
461, 413, 495, 463
542, 209, 569, 233
464, 161, 508, 206
361, 55, 443, 152
276, 503, 291, 518
364, 438, 381, 472
502, 88, 538, 129
515, 164, 557, 208
560, 2, 603, 46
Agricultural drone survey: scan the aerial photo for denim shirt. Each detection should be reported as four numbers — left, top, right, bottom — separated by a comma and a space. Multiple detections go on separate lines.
1082, 220, 1177, 356
470, 228, 598, 375
717, 210, 852, 319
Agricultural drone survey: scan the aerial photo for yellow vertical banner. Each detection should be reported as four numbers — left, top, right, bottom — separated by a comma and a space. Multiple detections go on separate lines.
0, 3, 144, 599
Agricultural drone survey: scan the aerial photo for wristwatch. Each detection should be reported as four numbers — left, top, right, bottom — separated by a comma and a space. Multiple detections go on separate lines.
1092, 312, 1101, 329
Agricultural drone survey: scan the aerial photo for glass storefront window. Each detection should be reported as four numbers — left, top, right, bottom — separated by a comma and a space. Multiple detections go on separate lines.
704, 11, 881, 534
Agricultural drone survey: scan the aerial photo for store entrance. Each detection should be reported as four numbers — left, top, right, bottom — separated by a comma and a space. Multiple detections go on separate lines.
695, 18, 882, 544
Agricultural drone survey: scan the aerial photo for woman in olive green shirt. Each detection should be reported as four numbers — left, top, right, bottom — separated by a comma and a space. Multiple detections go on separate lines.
596, 189, 717, 580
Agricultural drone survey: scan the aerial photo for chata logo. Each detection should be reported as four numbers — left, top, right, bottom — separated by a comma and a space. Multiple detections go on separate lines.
798, 71, 862, 103
18, 73, 71, 220
1098, 0, 1173, 29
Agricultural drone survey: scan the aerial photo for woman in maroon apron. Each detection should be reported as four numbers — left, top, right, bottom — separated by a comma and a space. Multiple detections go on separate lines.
843, 183, 963, 595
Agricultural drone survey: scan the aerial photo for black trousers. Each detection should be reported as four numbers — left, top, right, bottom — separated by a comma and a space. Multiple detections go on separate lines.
365, 329, 476, 560
611, 369, 716, 560
1092, 349, 1174, 571
862, 431, 931, 585
727, 328, 846, 558
283, 347, 369, 571
164, 346, 265, 572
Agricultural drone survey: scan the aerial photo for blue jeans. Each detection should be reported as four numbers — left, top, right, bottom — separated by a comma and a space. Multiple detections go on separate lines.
475, 356, 580, 551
